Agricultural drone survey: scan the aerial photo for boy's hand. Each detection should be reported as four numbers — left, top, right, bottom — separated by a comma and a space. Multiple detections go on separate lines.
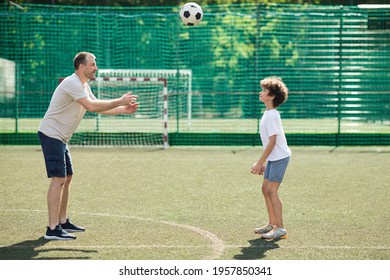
251, 162, 265, 175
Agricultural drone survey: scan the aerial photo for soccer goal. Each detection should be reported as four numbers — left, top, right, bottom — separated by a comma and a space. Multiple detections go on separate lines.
62, 69, 191, 148
97, 69, 193, 129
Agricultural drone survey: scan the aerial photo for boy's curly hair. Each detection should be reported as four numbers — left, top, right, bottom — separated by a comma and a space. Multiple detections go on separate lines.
260, 76, 288, 108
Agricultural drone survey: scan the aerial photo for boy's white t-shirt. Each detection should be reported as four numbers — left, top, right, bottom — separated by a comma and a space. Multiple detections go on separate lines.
38, 73, 94, 143
259, 109, 291, 161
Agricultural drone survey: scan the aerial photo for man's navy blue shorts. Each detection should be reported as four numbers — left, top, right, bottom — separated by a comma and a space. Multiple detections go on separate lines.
38, 131, 73, 178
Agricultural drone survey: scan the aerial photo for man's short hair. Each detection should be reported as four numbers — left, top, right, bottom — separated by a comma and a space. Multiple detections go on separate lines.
73, 52, 95, 70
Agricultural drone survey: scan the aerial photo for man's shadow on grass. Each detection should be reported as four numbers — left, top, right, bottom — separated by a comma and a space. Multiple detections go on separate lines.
0, 237, 97, 260
233, 237, 280, 260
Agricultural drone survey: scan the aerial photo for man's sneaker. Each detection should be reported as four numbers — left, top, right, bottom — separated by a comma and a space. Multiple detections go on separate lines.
254, 224, 274, 234
44, 225, 76, 240
60, 218, 85, 232
261, 227, 288, 240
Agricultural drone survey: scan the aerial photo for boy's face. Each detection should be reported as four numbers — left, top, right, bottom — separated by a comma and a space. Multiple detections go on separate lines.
259, 87, 273, 104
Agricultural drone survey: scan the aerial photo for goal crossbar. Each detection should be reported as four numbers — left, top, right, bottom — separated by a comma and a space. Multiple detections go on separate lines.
94, 76, 167, 87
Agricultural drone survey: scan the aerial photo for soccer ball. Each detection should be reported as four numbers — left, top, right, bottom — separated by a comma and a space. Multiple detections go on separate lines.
179, 2, 203, 26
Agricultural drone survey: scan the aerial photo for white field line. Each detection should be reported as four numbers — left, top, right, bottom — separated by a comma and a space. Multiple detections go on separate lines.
0, 209, 225, 260
2, 210, 390, 252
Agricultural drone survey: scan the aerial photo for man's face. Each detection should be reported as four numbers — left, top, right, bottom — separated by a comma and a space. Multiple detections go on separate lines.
83, 55, 98, 80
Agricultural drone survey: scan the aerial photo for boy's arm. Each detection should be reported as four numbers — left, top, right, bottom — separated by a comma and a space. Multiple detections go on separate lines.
251, 134, 276, 175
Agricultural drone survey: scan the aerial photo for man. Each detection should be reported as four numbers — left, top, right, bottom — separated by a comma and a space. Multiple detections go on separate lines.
38, 52, 138, 240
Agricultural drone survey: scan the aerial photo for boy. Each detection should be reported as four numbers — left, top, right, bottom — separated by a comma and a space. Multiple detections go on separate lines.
250, 76, 291, 240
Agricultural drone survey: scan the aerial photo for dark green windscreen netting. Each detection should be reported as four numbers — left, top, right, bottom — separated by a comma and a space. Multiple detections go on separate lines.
0, 3, 389, 146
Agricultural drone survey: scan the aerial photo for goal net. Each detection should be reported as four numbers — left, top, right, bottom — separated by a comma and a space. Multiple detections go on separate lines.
69, 69, 192, 148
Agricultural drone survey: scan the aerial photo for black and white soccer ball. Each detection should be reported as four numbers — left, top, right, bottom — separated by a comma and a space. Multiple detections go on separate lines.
179, 2, 203, 26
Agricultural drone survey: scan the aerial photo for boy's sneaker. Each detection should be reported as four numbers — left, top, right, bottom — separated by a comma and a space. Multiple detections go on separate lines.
60, 218, 85, 232
44, 225, 76, 240
261, 227, 288, 240
254, 224, 274, 234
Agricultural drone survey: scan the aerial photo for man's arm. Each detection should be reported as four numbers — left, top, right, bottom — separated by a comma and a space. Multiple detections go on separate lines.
100, 102, 139, 115
77, 92, 137, 113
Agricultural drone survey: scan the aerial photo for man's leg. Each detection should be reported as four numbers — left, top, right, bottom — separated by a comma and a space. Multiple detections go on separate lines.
47, 177, 65, 230
45, 176, 76, 240
59, 175, 72, 224
58, 173, 85, 232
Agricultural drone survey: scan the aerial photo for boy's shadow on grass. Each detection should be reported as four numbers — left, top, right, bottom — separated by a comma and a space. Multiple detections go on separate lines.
234, 237, 280, 260
0, 237, 97, 260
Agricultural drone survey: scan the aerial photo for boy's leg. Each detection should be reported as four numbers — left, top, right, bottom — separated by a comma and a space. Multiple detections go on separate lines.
267, 181, 283, 228
261, 158, 289, 239
261, 179, 276, 225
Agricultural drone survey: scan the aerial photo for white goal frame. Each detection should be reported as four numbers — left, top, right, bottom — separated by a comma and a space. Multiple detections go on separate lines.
97, 69, 193, 130
62, 69, 192, 147
93, 76, 169, 149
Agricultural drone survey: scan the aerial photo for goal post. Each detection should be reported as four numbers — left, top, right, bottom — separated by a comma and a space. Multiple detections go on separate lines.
97, 69, 193, 130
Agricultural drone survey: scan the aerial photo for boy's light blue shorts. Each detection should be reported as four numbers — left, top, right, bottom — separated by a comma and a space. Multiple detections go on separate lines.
264, 156, 290, 183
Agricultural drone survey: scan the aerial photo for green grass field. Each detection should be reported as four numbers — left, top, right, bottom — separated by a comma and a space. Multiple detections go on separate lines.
0, 146, 389, 260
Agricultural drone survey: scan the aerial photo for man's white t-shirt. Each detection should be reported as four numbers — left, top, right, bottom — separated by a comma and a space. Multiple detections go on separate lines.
259, 109, 291, 161
38, 73, 94, 143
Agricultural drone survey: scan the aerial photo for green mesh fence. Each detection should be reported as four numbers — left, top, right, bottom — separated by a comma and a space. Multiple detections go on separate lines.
0, 3, 389, 146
